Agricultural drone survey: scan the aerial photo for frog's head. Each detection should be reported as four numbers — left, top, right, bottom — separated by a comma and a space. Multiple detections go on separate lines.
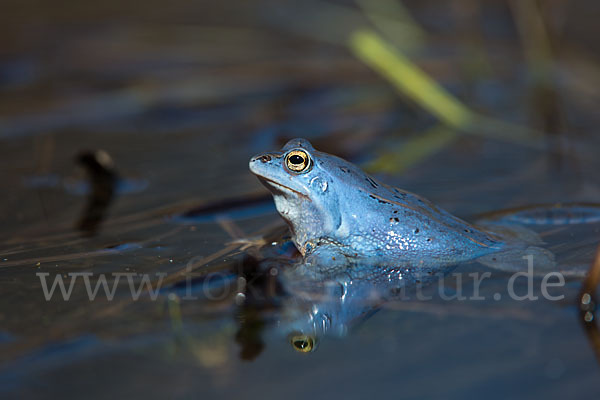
249, 138, 345, 252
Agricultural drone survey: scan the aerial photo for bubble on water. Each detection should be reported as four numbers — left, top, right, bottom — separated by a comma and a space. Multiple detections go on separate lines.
581, 293, 592, 305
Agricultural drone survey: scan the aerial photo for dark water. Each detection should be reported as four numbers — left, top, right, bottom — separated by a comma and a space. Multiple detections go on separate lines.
2, 1, 600, 399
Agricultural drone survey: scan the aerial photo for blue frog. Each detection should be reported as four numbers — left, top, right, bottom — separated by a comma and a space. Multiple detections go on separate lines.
249, 138, 555, 273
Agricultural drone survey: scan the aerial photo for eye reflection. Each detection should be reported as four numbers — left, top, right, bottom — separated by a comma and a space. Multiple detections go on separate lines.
289, 333, 317, 353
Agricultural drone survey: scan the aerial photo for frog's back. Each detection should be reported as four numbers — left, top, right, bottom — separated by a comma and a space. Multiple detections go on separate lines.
318, 157, 505, 265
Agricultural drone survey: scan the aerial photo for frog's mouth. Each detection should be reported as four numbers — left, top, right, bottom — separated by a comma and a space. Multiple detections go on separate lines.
256, 176, 310, 200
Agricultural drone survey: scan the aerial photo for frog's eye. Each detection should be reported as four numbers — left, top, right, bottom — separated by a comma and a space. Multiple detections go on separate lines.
289, 333, 317, 353
285, 150, 311, 173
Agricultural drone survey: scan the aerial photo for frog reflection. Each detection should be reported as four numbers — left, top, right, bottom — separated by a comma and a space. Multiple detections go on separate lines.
279, 259, 448, 353
231, 248, 444, 356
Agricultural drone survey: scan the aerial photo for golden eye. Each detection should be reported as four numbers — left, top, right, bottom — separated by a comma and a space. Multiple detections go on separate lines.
285, 150, 310, 173
289, 334, 316, 353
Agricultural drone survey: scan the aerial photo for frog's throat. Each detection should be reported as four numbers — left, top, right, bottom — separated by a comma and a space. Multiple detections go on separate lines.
256, 176, 311, 200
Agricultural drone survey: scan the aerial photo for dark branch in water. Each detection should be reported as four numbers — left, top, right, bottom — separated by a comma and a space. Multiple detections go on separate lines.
178, 193, 272, 219
76, 150, 117, 236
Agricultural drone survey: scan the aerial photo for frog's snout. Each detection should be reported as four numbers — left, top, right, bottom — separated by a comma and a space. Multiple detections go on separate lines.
250, 154, 269, 177
251, 154, 271, 163
249, 152, 281, 175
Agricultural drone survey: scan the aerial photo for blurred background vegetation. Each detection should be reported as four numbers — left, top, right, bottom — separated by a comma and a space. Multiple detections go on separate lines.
2, 1, 600, 398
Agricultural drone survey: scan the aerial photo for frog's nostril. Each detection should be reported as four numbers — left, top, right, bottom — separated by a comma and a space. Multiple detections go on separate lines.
255, 154, 271, 163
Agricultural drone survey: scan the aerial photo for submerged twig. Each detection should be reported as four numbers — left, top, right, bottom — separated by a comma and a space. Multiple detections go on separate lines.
155, 219, 286, 289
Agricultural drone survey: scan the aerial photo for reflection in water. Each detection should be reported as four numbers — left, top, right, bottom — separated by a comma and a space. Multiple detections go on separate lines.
235, 307, 266, 361
233, 253, 282, 361
222, 239, 449, 357
75, 150, 117, 236
179, 223, 600, 361
278, 262, 447, 353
